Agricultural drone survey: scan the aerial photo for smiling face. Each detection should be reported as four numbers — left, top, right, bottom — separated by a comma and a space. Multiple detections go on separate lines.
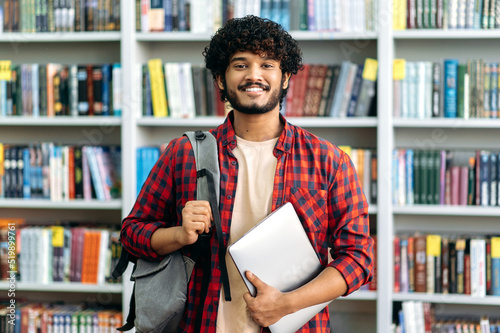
217, 51, 290, 115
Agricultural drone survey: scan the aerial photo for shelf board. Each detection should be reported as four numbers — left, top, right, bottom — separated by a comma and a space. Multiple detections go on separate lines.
137, 116, 225, 127
137, 116, 378, 128
0, 199, 122, 210
340, 290, 377, 301
0, 281, 122, 293
0, 32, 121, 42
290, 30, 378, 40
0, 116, 122, 126
393, 205, 500, 217
136, 31, 378, 42
289, 117, 378, 128
393, 292, 500, 306
393, 29, 500, 39
137, 32, 212, 42
393, 118, 500, 129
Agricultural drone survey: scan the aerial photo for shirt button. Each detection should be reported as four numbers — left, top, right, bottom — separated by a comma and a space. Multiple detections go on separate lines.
214, 300, 219, 307
231, 161, 236, 165
226, 195, 232, 200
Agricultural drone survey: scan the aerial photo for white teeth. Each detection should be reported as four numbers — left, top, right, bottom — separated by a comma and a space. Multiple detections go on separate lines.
244, 87, 264, 92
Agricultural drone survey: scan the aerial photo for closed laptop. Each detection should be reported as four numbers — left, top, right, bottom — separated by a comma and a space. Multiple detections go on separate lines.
227, 202, 330, 333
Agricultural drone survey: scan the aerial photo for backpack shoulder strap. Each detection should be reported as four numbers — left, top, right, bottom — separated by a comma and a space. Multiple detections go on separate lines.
184, 130, 220, 205
184, 130, 231, 302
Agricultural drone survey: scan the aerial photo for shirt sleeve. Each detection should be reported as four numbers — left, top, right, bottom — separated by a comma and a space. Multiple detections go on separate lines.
327, 151, 374, 295
119, 139, 183, 260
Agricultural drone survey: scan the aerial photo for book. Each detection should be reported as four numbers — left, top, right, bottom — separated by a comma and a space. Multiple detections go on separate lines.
449, 238, 458, 293
492, 237, 500, 296
354, 58, 378, 117
393, 0, 407, 30
426, 234, 441, 294
444, 59, 459, 118
441, 237, 450, 294
414, 235, 427, 293
147, 58, 168, 118
394, 235, 401, 292
470, 238, 486, 297
431, 62, 441, 117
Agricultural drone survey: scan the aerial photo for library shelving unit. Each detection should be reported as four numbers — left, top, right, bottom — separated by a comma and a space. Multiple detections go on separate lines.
0, 10, 124, 317
2, 0, 500, 332
386, 8, 500, 333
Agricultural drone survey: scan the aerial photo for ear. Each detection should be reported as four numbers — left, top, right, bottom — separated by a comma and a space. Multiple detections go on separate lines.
282, 73, 291, 90
216, 75, 224, 91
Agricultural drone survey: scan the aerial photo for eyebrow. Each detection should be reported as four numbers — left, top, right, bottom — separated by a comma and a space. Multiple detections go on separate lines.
230, 57, 247, 63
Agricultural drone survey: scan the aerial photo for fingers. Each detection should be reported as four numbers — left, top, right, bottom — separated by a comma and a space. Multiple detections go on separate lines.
183, 200, 212, 234
246, 271, 265, 291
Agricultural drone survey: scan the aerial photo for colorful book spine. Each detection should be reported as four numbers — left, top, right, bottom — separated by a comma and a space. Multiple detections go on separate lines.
457, 63, 467, 118
406, 149, 414, 205
491, 63, 498, 118
112, 63, 122, 116
444, 59, 459, 118
492, 237, 500, 296
479, 150, 490, 207
474, 0, 484, 28
432, 62, 441, 117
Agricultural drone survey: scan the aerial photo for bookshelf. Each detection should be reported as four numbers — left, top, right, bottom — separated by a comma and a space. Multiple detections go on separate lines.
389, 1, 500, 330
1, 0, 500, 332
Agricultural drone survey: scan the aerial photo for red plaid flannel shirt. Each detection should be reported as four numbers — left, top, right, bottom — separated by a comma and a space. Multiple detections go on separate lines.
120, 112, 374, 332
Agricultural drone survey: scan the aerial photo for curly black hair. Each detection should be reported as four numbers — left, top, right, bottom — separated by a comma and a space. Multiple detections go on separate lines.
203, 15, 303, 105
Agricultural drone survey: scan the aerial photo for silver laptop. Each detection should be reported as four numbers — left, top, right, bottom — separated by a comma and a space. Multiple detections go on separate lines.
227, 202, 330, 333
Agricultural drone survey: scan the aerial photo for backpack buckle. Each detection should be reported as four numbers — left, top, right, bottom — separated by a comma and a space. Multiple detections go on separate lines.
195, 130, 206, 140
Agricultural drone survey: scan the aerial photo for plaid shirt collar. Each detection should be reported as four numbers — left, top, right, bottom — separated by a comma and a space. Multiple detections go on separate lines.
218, 110, 294, 156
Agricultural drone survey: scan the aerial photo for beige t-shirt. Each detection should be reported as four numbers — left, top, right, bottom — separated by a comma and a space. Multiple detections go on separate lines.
216, 135, 278, 333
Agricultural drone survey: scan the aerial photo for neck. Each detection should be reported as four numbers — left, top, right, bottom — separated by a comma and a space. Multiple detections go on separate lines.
232, 110, 283, 142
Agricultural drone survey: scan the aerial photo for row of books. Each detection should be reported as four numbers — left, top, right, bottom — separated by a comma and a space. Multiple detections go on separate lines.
393, 0, 500, 30
137, 0, 378, 33
0, 303, 122, 333
392, 149, 500, 207
0, 0, 121, 33
393, 59, 499, 119
393, 233, 500, 297
141, 60, 225, 118
428, 319, 500, 333
0, 143, 121, 201
339, 147, 377, 205
0, 62, 122, 117
395, 301, 500, 333
283, 59, 378, 118
0, 223, 122, 284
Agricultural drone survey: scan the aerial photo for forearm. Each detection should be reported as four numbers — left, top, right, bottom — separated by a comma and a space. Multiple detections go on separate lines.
150, 226, 186, 256
284, 267, 347, 314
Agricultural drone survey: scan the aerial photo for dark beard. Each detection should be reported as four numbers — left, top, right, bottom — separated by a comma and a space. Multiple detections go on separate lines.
224, 81, 284, 115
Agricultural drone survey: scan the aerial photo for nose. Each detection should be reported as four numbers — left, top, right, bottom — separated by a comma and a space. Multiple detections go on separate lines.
245, 65, 263, 82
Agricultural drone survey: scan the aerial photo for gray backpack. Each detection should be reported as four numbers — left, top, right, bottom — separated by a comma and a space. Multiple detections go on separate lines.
113, 130, 231, 333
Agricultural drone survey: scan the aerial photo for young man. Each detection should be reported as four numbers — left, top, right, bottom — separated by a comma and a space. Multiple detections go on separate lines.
120, 15, 373, 333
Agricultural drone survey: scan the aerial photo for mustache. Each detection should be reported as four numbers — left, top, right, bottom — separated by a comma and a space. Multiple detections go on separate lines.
238, 82, 270, 91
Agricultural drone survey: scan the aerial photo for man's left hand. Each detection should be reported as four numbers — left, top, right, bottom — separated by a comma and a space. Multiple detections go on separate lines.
243, 271, 292, 327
